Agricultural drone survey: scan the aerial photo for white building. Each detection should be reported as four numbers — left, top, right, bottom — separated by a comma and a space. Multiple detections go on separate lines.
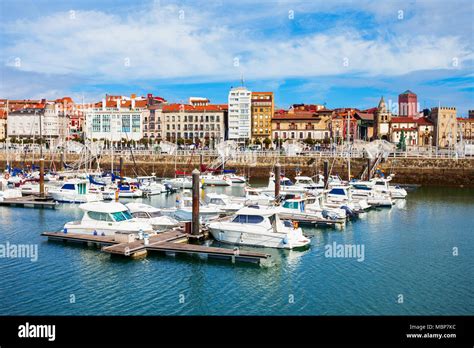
84, 96, 148, 142
7, 101, 68, 145
228, 86, 252, 141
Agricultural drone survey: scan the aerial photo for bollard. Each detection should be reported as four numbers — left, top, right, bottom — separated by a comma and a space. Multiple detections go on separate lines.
192, 169, 200, 236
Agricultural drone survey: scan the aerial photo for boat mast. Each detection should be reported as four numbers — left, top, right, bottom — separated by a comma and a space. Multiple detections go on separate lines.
347, 110, 351, 181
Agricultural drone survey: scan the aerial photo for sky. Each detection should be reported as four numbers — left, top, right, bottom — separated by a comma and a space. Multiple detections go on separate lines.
0, 0, 473, 115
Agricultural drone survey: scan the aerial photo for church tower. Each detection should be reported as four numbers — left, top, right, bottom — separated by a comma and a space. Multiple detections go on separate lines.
375, 96, 391, 139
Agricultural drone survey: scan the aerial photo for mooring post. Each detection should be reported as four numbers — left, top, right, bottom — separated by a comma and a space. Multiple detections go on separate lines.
274, 163, 281, 198
119, 156, 124, 178
39, 158, 45, 198
199, 153, 203, 171
367, 158, 371, 180
192, 169, 200, 236
60, 151, 64, 169
323, 160, 329, 188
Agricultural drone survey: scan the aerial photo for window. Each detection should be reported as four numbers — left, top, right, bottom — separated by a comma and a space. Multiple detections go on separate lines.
122, 115, 130, 132
102, 115, 110, 132
132, 115, 140, 132
87, 211, 114, 221
232, 215, 264, 224
111, 211, 133, 222
92, 115, 101, 132
132, 212, 149, 219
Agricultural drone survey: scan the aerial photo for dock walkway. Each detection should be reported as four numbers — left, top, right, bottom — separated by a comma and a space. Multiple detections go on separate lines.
42, 229, 270, 264
0, 195, 57, 209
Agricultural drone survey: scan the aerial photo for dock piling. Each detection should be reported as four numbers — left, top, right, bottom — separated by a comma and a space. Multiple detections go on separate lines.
192, 169, 200, 236
39, 158, 45, 198
275, 163, 281, 198
119, 157, 124, 178
323, 160, 329, 188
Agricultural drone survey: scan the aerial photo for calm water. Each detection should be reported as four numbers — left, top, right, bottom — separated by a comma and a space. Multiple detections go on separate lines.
0, 183, 473, 315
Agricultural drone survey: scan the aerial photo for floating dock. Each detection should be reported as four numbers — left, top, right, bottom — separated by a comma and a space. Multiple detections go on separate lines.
0, 195, 57, 209
41, 229, 271, 265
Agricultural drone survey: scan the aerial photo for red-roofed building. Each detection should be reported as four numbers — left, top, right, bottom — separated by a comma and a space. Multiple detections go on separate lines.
389, 116, 434, 146
398, 90, 418, 117
272, 108, 331, 141
159, 101, 226, 146
0, 109, 7, 140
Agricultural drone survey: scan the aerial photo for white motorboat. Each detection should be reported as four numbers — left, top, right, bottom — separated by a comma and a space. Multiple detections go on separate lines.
325, 186, 371, 212
294, 175, 324, 191
166, 196, 222, 222
0, 178, 22, 202
201, 173, 232, 186
125, 202, 181, 231
162, 177, 194, 189
207, 207, 311, 249
262, 172, 307, 194
116, 182, 143, 198
49, 179, 103, 203
244, 187, 274, 206
228, 174, 246, 184
205, 193, 245, 213
63, 201, 154, 235
276, 197, 345, 227
371, 176, 407, 199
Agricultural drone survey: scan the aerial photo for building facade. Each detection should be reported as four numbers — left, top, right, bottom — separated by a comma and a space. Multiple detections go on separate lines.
228, 86, 252, 142
160, 103, 225, 146
0, 110, 6, 141
429, 107, 458, 148
457, 117, 474, 141
390, 117, 419, 146
251, 92, 273, 142
84, 95, 147, 142
398, 90, 418, 117
272, 108, 330, 141
7, 103, 45, 139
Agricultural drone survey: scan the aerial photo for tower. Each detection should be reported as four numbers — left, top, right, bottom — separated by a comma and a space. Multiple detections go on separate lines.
398, 90, 418, 117
374, 96, 391, 139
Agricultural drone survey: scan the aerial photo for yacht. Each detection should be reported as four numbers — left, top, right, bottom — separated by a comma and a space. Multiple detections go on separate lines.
136, 176, 166, 195
63, 202, 154, 235
205, 193, 245, 213
349, 182, 393, 207
125, 202, 181, 231
276, 197, 346, 227
201, 173, 232, 186
371, 176, 407, 199
0, 178, 22, 202
262, 172, 307, 194
325, 186, 371, 212
294, 175, 324, 191
207, 207, 311, 249
162, 176, 194, 189
228, 174, 246, 184
49, 179, 103, 203
244, 187, 274, 206
165, 196, 222, 222
116, 182, 143, 198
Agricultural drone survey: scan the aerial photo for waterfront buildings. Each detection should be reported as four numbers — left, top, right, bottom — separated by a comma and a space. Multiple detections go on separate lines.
228, 86, 252, 142
429, 107, 458, 148
84, 95, 147, 142
251, 92, 273, 142
398, 90, 418, 117
330, 108, 358, 143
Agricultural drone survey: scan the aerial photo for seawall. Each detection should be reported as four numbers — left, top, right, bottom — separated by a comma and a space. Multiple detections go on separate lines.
1, 153, 473, 187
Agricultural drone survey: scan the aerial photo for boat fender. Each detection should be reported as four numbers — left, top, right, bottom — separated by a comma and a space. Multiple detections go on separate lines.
283, 236, 289, 244
101, 232, 105, 236
4, 173, 9, 180
322, 210, 329, 219
292, 221, 299, 229
93, 230, 97, 236
63, 228, 67, 234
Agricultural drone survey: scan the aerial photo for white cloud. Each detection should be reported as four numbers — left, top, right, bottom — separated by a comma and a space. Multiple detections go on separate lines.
2, 3, 472, 85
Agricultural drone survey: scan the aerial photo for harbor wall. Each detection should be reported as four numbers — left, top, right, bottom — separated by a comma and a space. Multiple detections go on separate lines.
1, 154, 473, 187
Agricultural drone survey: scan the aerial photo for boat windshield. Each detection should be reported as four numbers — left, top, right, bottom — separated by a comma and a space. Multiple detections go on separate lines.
232, 214, 264, 224
149, 211, 163, 218
111, 210, 133, 222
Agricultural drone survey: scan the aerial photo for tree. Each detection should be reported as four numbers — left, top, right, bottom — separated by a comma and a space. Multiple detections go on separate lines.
397, 130, 406, 151
303, 136, 315, 146
263, 137, 272, 149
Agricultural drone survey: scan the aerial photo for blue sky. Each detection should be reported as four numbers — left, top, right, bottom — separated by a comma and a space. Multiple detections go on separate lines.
0, 0, 473, 115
